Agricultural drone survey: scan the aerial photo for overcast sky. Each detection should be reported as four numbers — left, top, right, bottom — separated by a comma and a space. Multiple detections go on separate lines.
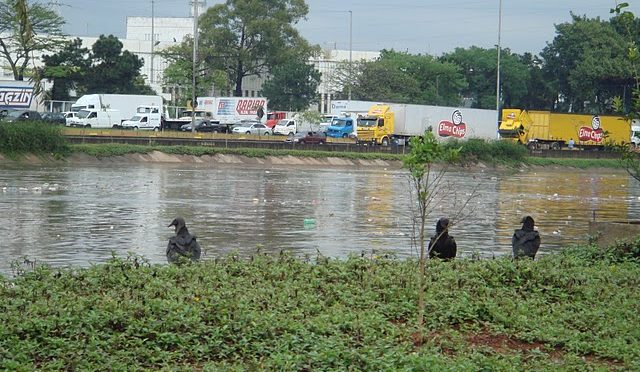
58, 0, 639, 56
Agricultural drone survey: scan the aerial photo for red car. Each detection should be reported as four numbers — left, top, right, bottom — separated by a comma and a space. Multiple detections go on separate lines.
286, 131, 327, 144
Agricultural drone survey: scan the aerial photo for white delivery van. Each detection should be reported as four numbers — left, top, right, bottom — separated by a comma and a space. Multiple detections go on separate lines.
273, 118, 298, 136
121, 105, 163, 131
67, 109, 122, 128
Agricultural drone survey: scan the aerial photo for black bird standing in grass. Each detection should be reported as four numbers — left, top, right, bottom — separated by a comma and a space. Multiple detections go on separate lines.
512, 216, 541, 259
166, 217, 202, 264
429, 218, 457, 260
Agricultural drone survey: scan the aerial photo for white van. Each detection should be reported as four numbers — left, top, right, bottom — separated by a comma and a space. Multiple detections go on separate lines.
67, 109, 122, 128
273, 119, 298, 136
121, 106, 162, 131
632, 119, 640, 148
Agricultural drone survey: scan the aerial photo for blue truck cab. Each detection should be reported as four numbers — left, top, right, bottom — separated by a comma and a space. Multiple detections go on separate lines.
325, 116, 355, 138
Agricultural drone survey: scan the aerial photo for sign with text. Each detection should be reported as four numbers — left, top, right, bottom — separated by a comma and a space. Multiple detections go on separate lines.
0, 86, 33, 109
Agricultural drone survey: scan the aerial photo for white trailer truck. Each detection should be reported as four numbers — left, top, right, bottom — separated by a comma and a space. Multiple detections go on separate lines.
196, 96, 267, 125
356, 103, 499, 146
69, 94, 163, 128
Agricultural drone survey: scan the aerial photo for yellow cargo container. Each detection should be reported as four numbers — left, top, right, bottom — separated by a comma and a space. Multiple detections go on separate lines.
499, 109, 630, 149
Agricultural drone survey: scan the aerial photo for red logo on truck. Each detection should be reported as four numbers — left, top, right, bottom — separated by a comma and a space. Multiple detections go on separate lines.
578, 116, 604, 142
236, 99, 266, 115
438, 110, 467, 138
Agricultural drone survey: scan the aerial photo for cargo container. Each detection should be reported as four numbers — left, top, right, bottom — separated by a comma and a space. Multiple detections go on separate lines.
499, 109, 631, 150
356, 103, 498, 146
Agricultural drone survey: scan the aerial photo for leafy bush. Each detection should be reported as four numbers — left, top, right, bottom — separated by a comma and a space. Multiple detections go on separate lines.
1, 248, 638, 370
443, 139, 528, 164
0, 121, 69, 155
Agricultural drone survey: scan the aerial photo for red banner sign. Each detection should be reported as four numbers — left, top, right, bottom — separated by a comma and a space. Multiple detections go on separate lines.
578, 126, 604, 142
438, 121, 467, 138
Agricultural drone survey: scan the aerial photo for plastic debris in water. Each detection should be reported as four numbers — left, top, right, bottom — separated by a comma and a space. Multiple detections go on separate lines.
303, 218, 316, 229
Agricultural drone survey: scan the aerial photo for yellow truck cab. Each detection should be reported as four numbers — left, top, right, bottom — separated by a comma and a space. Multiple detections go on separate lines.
356, 104, 394, 146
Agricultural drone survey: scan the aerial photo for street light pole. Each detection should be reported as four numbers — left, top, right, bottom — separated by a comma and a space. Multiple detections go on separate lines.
191, 0, 199, 133
348, 9, 352, 101
150, 0, 155, 84
496, 0, 502, 138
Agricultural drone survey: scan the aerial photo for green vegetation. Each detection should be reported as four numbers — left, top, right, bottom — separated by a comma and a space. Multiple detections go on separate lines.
0, 122, 68, 156
1, 242, 639, 370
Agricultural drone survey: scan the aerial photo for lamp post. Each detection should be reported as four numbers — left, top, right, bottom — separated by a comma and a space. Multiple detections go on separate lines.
191, 0, 199, 133
496, 0, 502, 138
348, 9, 352, 101
150, 0, 155, 84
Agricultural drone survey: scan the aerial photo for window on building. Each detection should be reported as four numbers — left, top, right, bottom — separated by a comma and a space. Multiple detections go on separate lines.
251, 90, 255, 97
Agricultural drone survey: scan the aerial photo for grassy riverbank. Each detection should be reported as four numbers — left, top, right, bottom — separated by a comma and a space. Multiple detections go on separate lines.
1, 243, 639, 370
0, 122, 627, 169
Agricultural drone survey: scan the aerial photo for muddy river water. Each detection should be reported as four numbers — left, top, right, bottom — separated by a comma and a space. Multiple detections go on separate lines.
1, 162, 638, 275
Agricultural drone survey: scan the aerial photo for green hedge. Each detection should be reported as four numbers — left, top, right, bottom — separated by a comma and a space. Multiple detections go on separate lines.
0, 121, 69, 155
1, 243, 639, 370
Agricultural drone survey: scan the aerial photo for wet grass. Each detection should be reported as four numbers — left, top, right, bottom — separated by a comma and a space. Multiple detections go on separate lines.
0, 121, 69, 157
1, 242, 639, 370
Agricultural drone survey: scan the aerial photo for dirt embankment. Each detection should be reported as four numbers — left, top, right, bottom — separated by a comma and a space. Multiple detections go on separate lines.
0, 151, 409, 169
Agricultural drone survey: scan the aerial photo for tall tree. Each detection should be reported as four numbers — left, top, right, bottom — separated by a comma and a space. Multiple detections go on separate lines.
85, 35, 154, 95
541, 14, 633, 113
441, 46, 532, 110
262, 58, 321, 111
0, 0, 65, 81
160, 36, 228, 105
198, 0, 313, 97
40, 38, 91, 100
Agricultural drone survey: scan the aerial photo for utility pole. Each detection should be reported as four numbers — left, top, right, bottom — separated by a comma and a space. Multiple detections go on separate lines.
348, 10, 353, 101
191, 0, 199, 133
496, 0, 502, 138
150, 0, 155, 84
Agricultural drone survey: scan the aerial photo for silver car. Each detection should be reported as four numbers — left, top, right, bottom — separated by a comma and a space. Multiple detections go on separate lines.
232, 122, 272, 136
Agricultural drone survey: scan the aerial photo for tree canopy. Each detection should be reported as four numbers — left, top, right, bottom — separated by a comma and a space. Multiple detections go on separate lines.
41, 35, 154, 99
0, 0, 66, 81
198, 0, 314, 97
261, 58, 321, 111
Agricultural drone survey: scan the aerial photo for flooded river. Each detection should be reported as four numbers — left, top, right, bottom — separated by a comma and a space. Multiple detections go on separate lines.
1, 162, 639, 275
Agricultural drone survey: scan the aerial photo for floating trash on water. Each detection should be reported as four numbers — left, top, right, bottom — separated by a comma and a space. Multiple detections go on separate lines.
252, 198, 260, 203
303, 218, 316, 229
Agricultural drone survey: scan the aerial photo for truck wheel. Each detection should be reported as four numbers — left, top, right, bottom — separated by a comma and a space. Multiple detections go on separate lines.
263, 132, 269, 136
381, 138, 389, 146
342, 134, 348, 138
133, 127, 139, 131
527, 142, 537, 151
153, 127, 159, 132
551, 142, 560, 150
84, 124, 91, 128
246, 131, 251, 134
288, 132, 294, 137
213, 129, 218, 133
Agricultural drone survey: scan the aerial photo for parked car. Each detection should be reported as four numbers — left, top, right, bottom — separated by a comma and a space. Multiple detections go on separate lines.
285, 131, 327, 144
41, 112, 67, 125
180, 120, 229, 133
62, 111, 78, 126
231, 122, 272, 136
1, 109, 42, 123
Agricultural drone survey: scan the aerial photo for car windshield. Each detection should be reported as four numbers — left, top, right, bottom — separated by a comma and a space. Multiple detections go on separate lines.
321, 115, 335, 123
6, 110, 25, 118
357, 117, 377, 127
129, 115, 142, 121
331, 118, 350, 127
77, 109, 91, 119
276, 119, 289, 126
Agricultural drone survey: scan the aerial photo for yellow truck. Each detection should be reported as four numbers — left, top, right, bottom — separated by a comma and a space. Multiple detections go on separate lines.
356, 103, 498, 146
499, 109, 631, 150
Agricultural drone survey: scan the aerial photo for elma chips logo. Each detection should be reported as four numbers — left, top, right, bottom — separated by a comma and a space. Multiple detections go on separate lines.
578, 115, 604, 142
437, 109, 467, 138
